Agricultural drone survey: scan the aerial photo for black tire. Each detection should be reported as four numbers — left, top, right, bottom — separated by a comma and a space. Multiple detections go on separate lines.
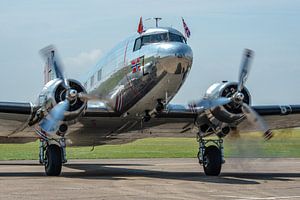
45, 145, 62, 176
203, 145, 222, 176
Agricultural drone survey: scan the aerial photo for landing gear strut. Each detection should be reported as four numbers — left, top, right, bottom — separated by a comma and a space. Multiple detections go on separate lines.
197, 136, 224, 176
36, 128, 67, 176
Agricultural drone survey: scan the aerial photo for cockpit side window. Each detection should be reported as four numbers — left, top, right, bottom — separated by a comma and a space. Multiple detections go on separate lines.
133, 37, 142, 51
169, 33, 186, 43
141, 35, 150, 44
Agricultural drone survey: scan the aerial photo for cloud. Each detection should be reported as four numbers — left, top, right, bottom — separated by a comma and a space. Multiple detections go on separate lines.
64, 49, 102, 79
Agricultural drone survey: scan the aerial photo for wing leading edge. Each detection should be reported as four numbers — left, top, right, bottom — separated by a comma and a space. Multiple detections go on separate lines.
1, 100, 299, 137
0, 100, 121, 144
0, 101, 35, 137
154, 104, 300, 131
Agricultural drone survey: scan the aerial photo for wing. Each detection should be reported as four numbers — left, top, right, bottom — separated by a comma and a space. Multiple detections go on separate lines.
65, 101, 126, 146
0, 100, 121, 145
68, 101, 198, 146
0, 101, 37, 143
252, 105, 300, 129
69, 102, 300, 146
152, 104, 300, 132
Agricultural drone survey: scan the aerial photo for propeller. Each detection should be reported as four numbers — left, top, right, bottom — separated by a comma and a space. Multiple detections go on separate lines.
238, 49, 253, 92
196, 49, 273, 140
39, 100, 70, 133
77, 92, 102, 101
242, 103, 273, 140
232, 49, 273, 140
190, 50, 254, 111
190, 97, 232, 112
39, 46, 71, 134
40, 45, 101, 134
39, 45, 92, 134
40, 45, 69, 89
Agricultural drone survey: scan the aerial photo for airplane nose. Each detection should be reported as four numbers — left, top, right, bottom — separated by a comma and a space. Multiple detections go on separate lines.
157, 43, 193, 74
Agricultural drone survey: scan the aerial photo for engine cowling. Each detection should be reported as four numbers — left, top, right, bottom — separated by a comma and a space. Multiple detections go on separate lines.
38, 78, 87, 121
204, 81, 251, 124
195, 81, 251, 138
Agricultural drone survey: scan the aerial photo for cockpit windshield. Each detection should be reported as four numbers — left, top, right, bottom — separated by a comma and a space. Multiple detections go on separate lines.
142, 33, 168, 44
133, 32, 186, 51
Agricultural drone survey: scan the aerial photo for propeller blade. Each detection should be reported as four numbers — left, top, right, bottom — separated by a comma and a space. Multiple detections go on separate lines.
242, 103, 273, 140
40, 100, 70, 134
39, 45, 69, 88
237, 49, 254, 92
193, 97, 232, 110
229, 127, 241, 139
78, 92, 102, 101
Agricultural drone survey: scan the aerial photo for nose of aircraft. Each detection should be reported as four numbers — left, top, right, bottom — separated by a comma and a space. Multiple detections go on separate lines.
157, 42, 193, 74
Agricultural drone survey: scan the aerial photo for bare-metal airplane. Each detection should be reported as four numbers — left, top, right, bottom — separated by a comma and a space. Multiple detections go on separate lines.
0, 19, 299, 176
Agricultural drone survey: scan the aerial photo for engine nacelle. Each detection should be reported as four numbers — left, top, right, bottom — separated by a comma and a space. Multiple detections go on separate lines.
37, 78, 87, 121
204, 81, 251, 124
196, 81, 251, 137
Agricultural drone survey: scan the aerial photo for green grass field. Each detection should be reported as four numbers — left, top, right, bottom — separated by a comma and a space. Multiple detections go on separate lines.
0, 129, 299, 160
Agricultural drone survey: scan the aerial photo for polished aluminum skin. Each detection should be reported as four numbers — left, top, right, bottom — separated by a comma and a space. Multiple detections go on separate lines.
83, 27, 193, 117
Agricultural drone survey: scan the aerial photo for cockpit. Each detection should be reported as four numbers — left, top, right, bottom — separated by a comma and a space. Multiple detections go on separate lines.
133, 29, 187, 52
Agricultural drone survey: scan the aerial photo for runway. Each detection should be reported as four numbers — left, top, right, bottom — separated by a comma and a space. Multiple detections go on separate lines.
0, 158, 299, 200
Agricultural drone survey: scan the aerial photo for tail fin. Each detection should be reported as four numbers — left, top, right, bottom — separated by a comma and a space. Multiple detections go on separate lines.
43, 54, 53, 84
40, 45, 65, 84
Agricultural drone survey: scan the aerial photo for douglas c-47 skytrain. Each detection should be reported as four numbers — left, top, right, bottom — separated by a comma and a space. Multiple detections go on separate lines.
0, 18, 300, 176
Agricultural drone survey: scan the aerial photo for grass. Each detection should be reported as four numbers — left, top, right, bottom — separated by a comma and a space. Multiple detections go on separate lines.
225, 129, 300, 157
0, 129, 299, 160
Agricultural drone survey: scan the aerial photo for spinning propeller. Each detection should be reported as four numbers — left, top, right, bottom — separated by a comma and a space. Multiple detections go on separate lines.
192, 49, 273, 140
39, 45, 97, 134
235, 49, 273, 140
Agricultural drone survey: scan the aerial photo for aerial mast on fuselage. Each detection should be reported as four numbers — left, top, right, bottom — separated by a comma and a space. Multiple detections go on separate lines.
145, 17, 162, 28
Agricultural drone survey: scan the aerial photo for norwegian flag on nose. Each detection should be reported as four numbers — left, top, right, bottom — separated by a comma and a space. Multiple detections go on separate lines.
131, 57, 141, 73
182, 17, 191, 38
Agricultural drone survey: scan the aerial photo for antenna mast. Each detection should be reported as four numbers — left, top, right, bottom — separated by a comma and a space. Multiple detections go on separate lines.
145, 17, 162, 27
154, 17, 162, 27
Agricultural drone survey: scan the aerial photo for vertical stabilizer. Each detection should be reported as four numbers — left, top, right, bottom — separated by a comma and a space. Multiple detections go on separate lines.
40, 45, 65, 84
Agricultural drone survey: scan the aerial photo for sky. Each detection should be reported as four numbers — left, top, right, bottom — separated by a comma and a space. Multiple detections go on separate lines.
0, 0, 300, 105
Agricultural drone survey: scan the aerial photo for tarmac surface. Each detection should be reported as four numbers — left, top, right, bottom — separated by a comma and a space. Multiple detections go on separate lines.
0, 158, 299, 200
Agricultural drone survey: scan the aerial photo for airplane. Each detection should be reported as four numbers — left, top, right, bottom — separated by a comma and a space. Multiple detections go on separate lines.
0, 18, 300, 176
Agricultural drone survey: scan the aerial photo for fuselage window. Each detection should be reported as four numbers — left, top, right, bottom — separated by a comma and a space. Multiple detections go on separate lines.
97, 69, 102, 81
133, 38, 142, 51
90, 75, 94, 88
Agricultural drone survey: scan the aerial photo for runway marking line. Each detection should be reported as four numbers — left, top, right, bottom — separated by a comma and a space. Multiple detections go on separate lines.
212, 195, 300, 200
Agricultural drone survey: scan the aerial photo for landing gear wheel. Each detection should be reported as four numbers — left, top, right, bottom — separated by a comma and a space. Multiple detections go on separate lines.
44, 145, 62, 176
203, 145, 222, 176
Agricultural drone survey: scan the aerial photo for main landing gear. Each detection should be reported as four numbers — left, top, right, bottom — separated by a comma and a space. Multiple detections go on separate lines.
197, 136, 225, 176
36, 128, 67, 176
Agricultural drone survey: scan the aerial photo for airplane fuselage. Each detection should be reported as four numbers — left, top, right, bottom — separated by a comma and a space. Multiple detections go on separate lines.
82, 27, 193, 118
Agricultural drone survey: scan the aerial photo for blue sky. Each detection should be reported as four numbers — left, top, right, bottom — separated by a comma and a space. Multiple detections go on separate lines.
0, 0, 300, 105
